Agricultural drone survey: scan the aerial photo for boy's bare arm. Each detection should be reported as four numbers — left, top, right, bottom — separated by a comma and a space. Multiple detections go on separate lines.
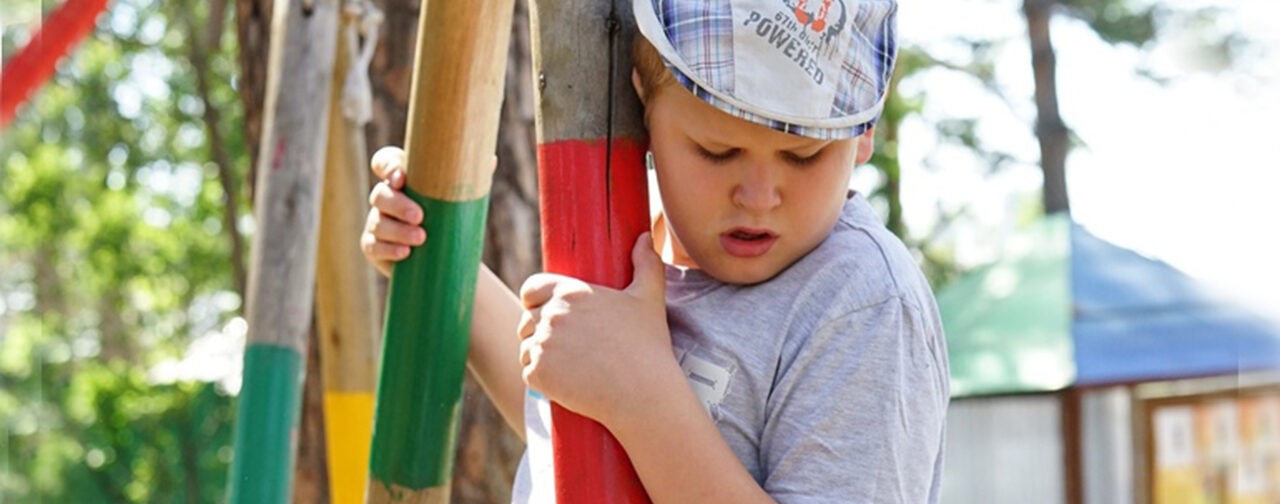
606, 362, 775, 504
362, 147, 526, 440
518, 236, 774, 502
624, 378, 773, 498
467, 264, 527, 439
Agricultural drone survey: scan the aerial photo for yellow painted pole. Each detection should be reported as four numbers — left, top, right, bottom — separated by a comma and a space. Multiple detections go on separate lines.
315, 3, 382, 503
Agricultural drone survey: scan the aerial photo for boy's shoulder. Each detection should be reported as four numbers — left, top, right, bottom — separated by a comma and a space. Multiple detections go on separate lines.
665, 192, 937, 339
762, 192, 946, 380
775, 192, 932, 315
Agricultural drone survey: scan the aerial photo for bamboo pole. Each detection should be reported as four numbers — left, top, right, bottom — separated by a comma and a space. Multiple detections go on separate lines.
315, 5, 381, 504
364, 0, 515, 501
227, 0, 340, 502
529, 0, 651, 501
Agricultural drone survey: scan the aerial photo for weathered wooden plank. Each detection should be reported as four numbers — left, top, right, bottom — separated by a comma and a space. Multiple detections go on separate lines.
530, 0, 646, 143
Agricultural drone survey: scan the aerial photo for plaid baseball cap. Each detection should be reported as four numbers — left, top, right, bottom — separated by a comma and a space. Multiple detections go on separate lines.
634, 0, 898, 140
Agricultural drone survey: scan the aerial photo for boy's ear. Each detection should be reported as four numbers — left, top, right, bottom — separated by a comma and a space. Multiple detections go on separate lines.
631, 69, 648, 106
854, 127, 876, 165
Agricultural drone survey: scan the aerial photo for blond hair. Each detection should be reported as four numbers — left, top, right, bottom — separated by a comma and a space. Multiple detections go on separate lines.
632, 34, 677, 103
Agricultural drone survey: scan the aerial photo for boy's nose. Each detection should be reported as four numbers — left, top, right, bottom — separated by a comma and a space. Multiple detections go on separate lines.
732, 164, 782, 212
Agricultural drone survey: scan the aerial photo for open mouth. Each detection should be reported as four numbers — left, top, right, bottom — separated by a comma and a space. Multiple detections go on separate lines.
721, 228, 778, 258
729, 229, 774, 241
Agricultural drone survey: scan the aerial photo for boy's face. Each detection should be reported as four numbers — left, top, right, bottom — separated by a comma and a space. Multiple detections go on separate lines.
645, 83, 875, 285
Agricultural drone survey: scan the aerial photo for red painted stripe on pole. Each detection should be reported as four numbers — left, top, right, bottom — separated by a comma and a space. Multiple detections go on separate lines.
537, 138, 650, 288
0, 0, 112, 128
537, 137, 651, 502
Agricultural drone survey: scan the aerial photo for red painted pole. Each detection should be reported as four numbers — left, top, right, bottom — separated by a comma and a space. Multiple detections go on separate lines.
538, 140, 651, 501
0, 0, 112, 128
531, 0, 652, 501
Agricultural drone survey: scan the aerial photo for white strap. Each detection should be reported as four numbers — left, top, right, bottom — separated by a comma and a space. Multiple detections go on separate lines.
340, 0, 382, 125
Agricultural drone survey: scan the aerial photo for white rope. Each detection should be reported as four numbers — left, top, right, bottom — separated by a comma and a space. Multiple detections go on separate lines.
340, 0, 382, 125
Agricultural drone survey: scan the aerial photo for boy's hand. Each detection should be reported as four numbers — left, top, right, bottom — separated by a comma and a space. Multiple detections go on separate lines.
517, 233, 675, 424
361, 147, 425, 277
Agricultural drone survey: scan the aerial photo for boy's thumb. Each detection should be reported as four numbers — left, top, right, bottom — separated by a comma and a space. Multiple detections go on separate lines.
626, 232, 665, 301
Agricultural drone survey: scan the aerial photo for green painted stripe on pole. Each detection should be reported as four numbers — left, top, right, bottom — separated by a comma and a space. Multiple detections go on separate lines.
369, 187, 489, 490
228, 344, 305, 504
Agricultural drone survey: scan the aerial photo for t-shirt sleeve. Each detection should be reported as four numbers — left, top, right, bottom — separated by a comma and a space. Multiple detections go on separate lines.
760, 296, 949, 504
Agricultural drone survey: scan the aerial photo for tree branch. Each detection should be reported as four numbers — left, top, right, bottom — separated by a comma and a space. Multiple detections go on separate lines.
186, 0, 248, 299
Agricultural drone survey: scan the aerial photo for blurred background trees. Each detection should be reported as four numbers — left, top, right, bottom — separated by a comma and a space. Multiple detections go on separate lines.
1, 0, 246, 500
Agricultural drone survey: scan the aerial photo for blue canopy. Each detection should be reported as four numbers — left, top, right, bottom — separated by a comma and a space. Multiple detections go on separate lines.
1070, 223, 1280, 386
939, 216, 1280, 397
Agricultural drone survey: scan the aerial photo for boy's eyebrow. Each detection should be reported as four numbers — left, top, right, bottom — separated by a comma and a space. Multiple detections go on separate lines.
781, 150, 820, 161
687, 133, 735, 150
689, 133, 831, 155
782, 140, 831, 158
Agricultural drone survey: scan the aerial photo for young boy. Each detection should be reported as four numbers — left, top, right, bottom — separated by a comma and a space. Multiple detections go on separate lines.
362, 0, 949, 502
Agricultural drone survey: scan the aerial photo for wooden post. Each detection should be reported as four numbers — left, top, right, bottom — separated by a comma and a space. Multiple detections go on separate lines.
364, 0, 515, 501
227, 0, 340, 502
529, 0, 651, 501
1061, 388, 1083, 504
315, 6, 381, 504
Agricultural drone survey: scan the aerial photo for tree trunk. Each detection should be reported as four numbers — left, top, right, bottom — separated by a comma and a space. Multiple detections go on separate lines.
32, 242, 66, 318
484, 0, 541, 288
97, 294, 133, 362
1024, 0, 1072, 215
366, 0, 418, 152
876, 61, 909, 239
293, 328, 331, 504
233, 0, 273, 201
191, 0, 248, 300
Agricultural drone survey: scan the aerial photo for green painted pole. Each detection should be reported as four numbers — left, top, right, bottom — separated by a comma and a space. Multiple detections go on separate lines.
227, 0, 340, 502
365, 0, 515, 501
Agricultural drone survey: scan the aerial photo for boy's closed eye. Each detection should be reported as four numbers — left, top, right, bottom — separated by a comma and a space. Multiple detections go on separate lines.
694, 144, 825, 167
780, 149, 824, 166
696, 145, 740, 164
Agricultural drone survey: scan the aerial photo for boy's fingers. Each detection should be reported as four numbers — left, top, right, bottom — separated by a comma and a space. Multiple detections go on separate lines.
625, 233, 665, 300
517, 307, 539, 342
368, 182, 424, 225
369, 212, 426, 246
519, 336, 543, 384
363, 240, 411, 263
519, 337, 533, 367
519, 273, 561, 310
370, 146, 406, 181
360, 224, 410, 266
387, 168, 405, 190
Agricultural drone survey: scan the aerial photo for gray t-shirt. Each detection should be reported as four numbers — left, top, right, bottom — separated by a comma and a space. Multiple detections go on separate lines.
513, 193, 950, 503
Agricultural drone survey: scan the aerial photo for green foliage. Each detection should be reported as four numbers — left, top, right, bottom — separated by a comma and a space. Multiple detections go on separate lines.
1, 0, 248, 500
867, 47, 927, 239
865, 46, 969, 290
2, 364, 234, 503
1059, 0, 1158, 46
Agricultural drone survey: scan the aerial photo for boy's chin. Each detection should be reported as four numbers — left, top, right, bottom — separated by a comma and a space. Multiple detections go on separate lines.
698, 258, 787, 286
